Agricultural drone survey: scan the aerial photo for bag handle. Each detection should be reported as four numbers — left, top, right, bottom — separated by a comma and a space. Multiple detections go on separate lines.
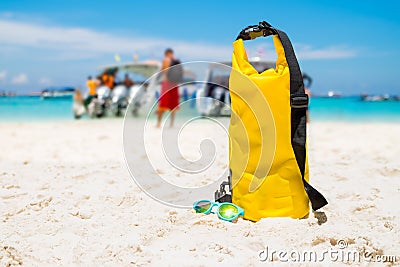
236, 21, 303, 97
236, 21, 328, 211
236, 21, 276, 40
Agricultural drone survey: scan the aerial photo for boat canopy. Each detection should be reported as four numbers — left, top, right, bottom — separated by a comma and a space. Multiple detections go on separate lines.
101, 60, 196, 82
101, 61, 161, 79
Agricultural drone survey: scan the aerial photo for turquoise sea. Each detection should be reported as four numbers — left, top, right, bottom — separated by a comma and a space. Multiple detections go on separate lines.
0, 96, 399, 122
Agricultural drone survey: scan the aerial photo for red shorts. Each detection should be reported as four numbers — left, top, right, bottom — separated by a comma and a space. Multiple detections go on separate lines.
158, 80, 179, 111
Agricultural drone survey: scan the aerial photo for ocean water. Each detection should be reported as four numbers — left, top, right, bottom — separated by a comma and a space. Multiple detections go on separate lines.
0, 96, 399, 122
309, 96, 400, 122
0, 96, 73, 121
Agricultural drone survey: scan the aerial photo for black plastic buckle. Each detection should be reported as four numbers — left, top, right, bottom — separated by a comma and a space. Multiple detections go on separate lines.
237, 21, 276, 40
262, 28, 276, 37
259, 21, 275, 36
290, 93, 309, 108
243, 25, 261, 34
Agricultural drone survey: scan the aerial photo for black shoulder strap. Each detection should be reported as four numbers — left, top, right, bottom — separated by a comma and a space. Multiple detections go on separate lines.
237, 21, 328, 211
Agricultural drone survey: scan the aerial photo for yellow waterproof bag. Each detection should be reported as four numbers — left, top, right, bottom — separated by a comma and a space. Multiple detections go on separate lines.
215, 21, 327, 221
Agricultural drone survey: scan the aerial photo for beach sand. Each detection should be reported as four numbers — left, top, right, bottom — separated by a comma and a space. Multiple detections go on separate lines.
1, 119, 399, 266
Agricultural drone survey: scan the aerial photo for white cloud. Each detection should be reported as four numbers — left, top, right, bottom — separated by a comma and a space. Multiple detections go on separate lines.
11, 73, 28, 84
0, 70, 7, 81
0, 19, 357, 61
38, 77, 51, 85
295, 44, 356, 60
0, 19, 231, 60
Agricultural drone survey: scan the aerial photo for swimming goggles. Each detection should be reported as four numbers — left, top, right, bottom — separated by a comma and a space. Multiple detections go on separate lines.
193, 200, 244, 222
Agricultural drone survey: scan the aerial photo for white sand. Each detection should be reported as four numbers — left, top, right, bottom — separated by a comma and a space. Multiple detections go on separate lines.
1, 119, 399, 266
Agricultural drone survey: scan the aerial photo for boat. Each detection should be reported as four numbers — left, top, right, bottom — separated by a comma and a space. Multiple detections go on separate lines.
41, 87, 75, 99
360, 93, 400, 102
327, 91, 342, 98
0, 91, 17, 97
90, 60, 197, 117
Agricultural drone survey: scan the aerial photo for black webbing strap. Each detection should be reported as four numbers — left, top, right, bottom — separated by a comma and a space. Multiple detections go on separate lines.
238, 21, 327, 211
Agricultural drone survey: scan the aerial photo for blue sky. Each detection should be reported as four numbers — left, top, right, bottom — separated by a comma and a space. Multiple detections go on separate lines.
0, 0, 399, 95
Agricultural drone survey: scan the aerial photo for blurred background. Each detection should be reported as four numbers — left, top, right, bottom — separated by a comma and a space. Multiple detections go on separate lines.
0, 0, 399, 121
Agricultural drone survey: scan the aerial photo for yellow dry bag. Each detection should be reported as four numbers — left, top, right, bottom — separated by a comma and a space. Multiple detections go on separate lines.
216, 21, 327, 221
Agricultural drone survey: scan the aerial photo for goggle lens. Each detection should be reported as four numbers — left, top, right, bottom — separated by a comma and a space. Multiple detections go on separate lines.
218, 203, 239, 220
194, 201, 211, 213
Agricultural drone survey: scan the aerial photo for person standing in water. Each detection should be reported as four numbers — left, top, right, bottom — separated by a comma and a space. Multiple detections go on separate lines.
156, 48, 180, 128
73, 88, 85, 119
87, 76, 97, 96
85, 76, 97, 107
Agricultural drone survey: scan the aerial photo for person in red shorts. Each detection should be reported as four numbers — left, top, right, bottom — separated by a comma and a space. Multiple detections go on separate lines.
156, 48, 180, 128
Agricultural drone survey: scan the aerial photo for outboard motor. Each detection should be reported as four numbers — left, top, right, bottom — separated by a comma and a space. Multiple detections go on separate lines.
110, 85, 129, 116
89, 85, 111, 118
